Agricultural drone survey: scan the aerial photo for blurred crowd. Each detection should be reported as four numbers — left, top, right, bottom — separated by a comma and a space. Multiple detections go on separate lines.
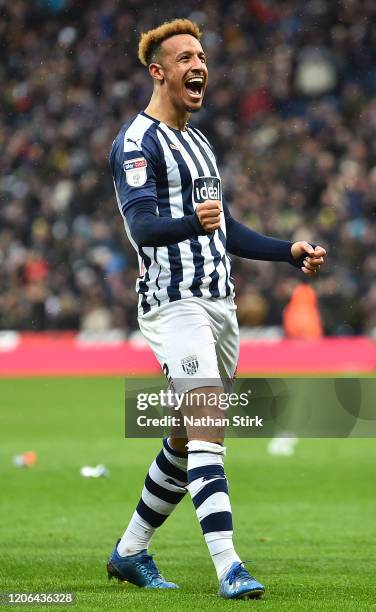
0, 0, 375, 336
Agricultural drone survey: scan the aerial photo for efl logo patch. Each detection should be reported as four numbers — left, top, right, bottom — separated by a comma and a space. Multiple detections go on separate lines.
181, 355, 199, 376
193, 176, 221, 203
123, 157, 147, 187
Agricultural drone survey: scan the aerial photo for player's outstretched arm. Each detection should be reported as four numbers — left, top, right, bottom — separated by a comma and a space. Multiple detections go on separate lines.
223, 198, 326, 274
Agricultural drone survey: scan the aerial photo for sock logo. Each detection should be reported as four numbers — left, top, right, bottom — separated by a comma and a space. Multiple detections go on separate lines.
193, 177, 221, 203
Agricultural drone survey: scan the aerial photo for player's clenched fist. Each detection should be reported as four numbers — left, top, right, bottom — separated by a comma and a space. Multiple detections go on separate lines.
291, 241, 327, 276
196, 200, 222, 232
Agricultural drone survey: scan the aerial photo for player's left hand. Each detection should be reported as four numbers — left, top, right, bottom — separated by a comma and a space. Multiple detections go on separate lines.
291, 242, 327, 276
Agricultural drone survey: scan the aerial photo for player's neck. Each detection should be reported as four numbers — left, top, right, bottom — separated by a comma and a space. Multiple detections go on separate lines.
145, 94, 190, 132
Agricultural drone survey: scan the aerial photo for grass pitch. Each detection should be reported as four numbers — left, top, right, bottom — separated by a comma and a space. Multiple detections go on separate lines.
1, 376, 375, 611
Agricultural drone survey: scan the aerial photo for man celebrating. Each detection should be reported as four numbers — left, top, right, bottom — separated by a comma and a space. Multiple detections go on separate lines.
107, 18, 326, 600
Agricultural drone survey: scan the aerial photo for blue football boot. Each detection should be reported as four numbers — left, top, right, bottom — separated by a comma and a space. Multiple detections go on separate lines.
107, 540, 178, 589
219, 562, 265, 600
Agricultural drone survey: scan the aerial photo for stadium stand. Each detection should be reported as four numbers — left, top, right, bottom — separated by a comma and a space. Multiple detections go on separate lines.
0, 0, 375, 336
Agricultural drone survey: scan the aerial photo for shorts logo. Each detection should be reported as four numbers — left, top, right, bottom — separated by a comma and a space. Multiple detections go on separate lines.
181, 355, 199, 376
193, 176, 221, 203
123, 157, 147, 187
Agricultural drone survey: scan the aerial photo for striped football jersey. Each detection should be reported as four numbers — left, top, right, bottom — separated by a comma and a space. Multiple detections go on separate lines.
109, 111, 234, 316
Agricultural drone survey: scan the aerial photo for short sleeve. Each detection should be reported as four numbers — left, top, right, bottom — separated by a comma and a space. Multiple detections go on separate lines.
109, 131, 158, 214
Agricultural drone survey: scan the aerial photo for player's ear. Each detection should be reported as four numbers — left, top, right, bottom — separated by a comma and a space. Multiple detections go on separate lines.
149, 62, 164, 82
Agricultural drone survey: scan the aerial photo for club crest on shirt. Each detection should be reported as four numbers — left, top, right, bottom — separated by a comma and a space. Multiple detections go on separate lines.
193, 176, 221, 203
123, 157, 147, 187
181, 355, 199, 376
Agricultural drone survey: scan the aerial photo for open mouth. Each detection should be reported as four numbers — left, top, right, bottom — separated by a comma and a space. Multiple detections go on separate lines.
184, 76, 205, 99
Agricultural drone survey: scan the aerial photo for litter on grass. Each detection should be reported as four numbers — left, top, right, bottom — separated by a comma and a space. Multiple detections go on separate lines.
267, 433, 298, 456
80, 464, 109, 478
12, 451, 37, 467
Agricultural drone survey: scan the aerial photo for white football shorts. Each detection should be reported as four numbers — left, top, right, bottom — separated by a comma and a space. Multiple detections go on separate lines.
138, 296, 239, 393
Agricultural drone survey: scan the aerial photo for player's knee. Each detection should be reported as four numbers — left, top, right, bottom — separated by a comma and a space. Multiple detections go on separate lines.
168, 436, 189, 454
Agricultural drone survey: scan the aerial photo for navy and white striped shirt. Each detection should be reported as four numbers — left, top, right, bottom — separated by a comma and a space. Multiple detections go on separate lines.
110, 111, 234, 316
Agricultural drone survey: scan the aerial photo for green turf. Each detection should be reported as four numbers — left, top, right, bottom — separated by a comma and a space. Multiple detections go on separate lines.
1, 377, 375, 611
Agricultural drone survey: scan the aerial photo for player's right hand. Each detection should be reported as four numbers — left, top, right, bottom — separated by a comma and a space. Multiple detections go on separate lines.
196, 200, 222, 232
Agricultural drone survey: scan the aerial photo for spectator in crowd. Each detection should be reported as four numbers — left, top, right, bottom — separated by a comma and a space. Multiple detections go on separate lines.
0, 0, 375, 336
283, 282, 323, 340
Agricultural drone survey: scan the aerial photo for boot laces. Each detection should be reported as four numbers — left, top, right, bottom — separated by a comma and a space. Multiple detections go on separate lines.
227, 563, 252, 586
136, 554, 163, 582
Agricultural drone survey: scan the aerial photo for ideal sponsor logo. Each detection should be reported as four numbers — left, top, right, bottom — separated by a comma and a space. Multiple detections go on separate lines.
193, 176, 221, 203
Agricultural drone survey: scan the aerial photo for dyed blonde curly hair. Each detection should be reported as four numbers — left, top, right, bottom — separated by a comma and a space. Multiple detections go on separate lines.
138, 18, 202, 67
